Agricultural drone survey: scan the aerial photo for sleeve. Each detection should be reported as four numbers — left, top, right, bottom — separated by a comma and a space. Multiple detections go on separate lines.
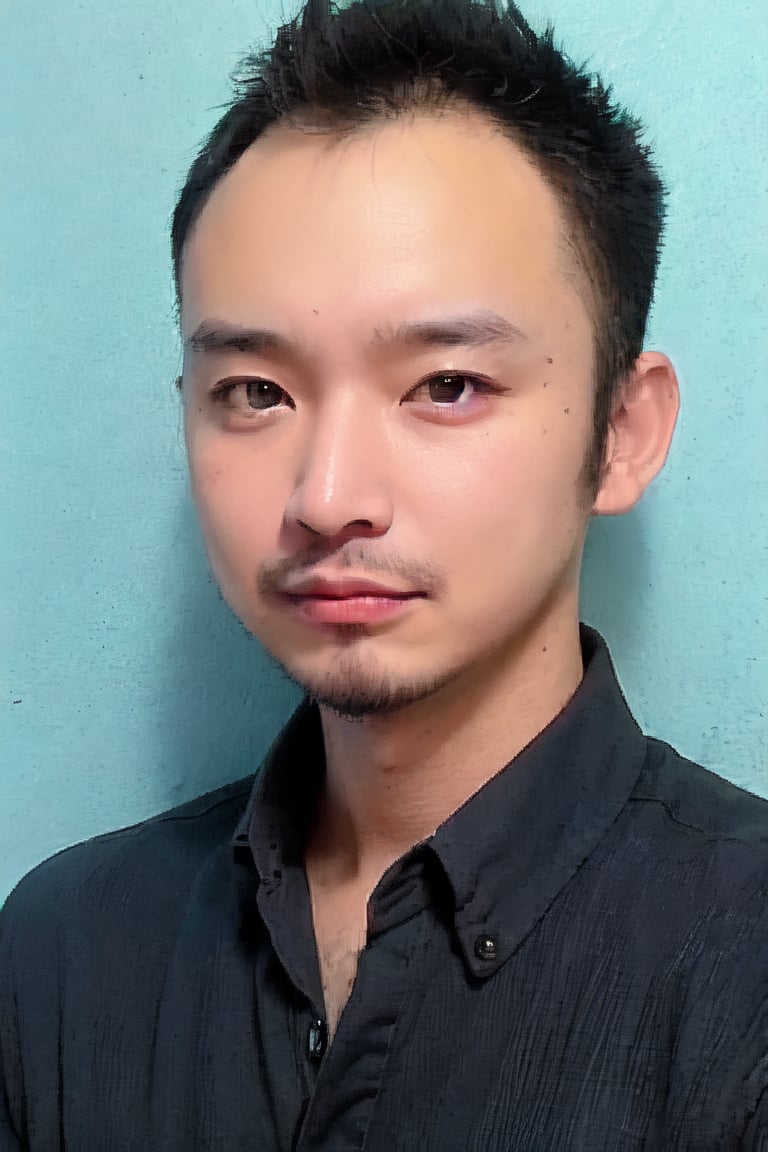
0, 899, 27, 1150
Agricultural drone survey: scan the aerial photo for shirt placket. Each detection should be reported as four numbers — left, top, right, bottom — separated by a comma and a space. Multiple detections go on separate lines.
291, 864, 431, 1151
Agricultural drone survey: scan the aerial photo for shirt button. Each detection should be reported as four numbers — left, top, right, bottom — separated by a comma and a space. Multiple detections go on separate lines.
474, 934, 498, 961
307, 1017, 328, 1062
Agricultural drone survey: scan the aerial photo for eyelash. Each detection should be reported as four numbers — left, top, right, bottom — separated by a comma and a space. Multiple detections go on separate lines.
208, 373, 501, 418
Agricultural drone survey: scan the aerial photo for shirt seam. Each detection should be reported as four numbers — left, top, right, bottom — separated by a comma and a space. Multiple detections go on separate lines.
626, 795, 763, 848
47, 781, 257, 854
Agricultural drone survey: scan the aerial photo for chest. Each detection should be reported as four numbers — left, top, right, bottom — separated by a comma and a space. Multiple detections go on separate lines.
19, 889, 736, 1151
309, 884, 369, 1038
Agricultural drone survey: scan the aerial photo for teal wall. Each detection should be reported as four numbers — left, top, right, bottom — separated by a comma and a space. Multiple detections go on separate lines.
2, 0, 766, 903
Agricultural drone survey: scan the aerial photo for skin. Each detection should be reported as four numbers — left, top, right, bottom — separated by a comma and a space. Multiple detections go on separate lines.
179, 109, 679, 1034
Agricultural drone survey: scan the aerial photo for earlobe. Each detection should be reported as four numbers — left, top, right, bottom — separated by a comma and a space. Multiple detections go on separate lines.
592, 352, 680, 516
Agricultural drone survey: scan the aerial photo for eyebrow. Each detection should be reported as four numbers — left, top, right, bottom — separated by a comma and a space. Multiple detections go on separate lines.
184, 310, 528, 358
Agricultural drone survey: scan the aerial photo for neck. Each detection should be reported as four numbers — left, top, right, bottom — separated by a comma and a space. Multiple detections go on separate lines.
306, 610, 584, 890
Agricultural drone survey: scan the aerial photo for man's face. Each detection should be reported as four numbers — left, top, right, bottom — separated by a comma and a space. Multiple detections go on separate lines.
180, 111, 597, 718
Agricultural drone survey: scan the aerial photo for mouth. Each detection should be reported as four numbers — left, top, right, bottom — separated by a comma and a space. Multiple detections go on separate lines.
280, 591, 425, 627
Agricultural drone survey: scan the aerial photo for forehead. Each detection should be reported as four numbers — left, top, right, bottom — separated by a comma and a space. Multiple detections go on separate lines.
180, 111, 587, 350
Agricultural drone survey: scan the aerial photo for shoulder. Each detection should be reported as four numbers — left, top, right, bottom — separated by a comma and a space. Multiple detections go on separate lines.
0, 773, 255, 940
625, 743, 768, 1133
630, 736, 768, 848
621, 737, 768, 963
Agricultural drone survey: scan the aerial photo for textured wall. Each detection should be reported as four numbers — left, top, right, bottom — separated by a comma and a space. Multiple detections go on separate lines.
2, 0, 766, 903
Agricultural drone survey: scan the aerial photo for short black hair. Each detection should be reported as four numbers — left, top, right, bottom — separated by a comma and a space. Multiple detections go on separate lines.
172, 0, 666, 495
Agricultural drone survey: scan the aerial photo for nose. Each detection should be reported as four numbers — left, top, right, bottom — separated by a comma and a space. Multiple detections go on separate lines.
283, 395, 394, 541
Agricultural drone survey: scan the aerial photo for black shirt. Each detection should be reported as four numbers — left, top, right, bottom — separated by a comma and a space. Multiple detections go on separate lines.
2, 626, 767, 1151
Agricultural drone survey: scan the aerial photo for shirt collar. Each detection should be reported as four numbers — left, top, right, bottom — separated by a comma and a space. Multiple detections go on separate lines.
231, 691, 325, 880
231, 626, 648, 978
429, 625, 648, 977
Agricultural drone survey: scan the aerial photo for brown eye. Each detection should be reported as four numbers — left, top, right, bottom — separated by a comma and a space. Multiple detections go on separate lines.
425, 374, 472, 404
245, 380, 284, 410
406, 373, 498, 408
209, 377, 293, 413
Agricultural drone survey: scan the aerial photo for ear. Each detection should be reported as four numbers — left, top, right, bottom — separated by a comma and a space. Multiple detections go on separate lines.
592, 351, 680, 516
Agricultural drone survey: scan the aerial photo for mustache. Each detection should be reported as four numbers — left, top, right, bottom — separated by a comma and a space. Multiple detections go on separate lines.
257, 545, 442, 598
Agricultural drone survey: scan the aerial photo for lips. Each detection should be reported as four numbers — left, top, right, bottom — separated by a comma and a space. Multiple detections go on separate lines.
281, 576, 424, 600
282, 588, 423, 626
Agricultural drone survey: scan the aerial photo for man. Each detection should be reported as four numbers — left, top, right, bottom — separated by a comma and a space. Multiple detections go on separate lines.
1, 0, 766, 1147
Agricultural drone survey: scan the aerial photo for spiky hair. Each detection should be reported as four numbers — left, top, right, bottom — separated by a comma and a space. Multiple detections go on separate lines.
172, 0, 666, 492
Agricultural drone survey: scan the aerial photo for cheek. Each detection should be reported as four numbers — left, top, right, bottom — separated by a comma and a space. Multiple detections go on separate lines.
187, 439, 227, 521
453, 408, 588, 502
426, 412, 589, 569
187, 435, 277, 562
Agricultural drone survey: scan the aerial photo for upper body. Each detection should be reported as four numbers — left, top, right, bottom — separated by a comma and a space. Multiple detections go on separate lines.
2, 628, 767, 1151
4, 0, 765, 1148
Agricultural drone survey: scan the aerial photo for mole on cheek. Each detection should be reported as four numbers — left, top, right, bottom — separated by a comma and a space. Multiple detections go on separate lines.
547, 357, 554, 364
563, 408, 570, 414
